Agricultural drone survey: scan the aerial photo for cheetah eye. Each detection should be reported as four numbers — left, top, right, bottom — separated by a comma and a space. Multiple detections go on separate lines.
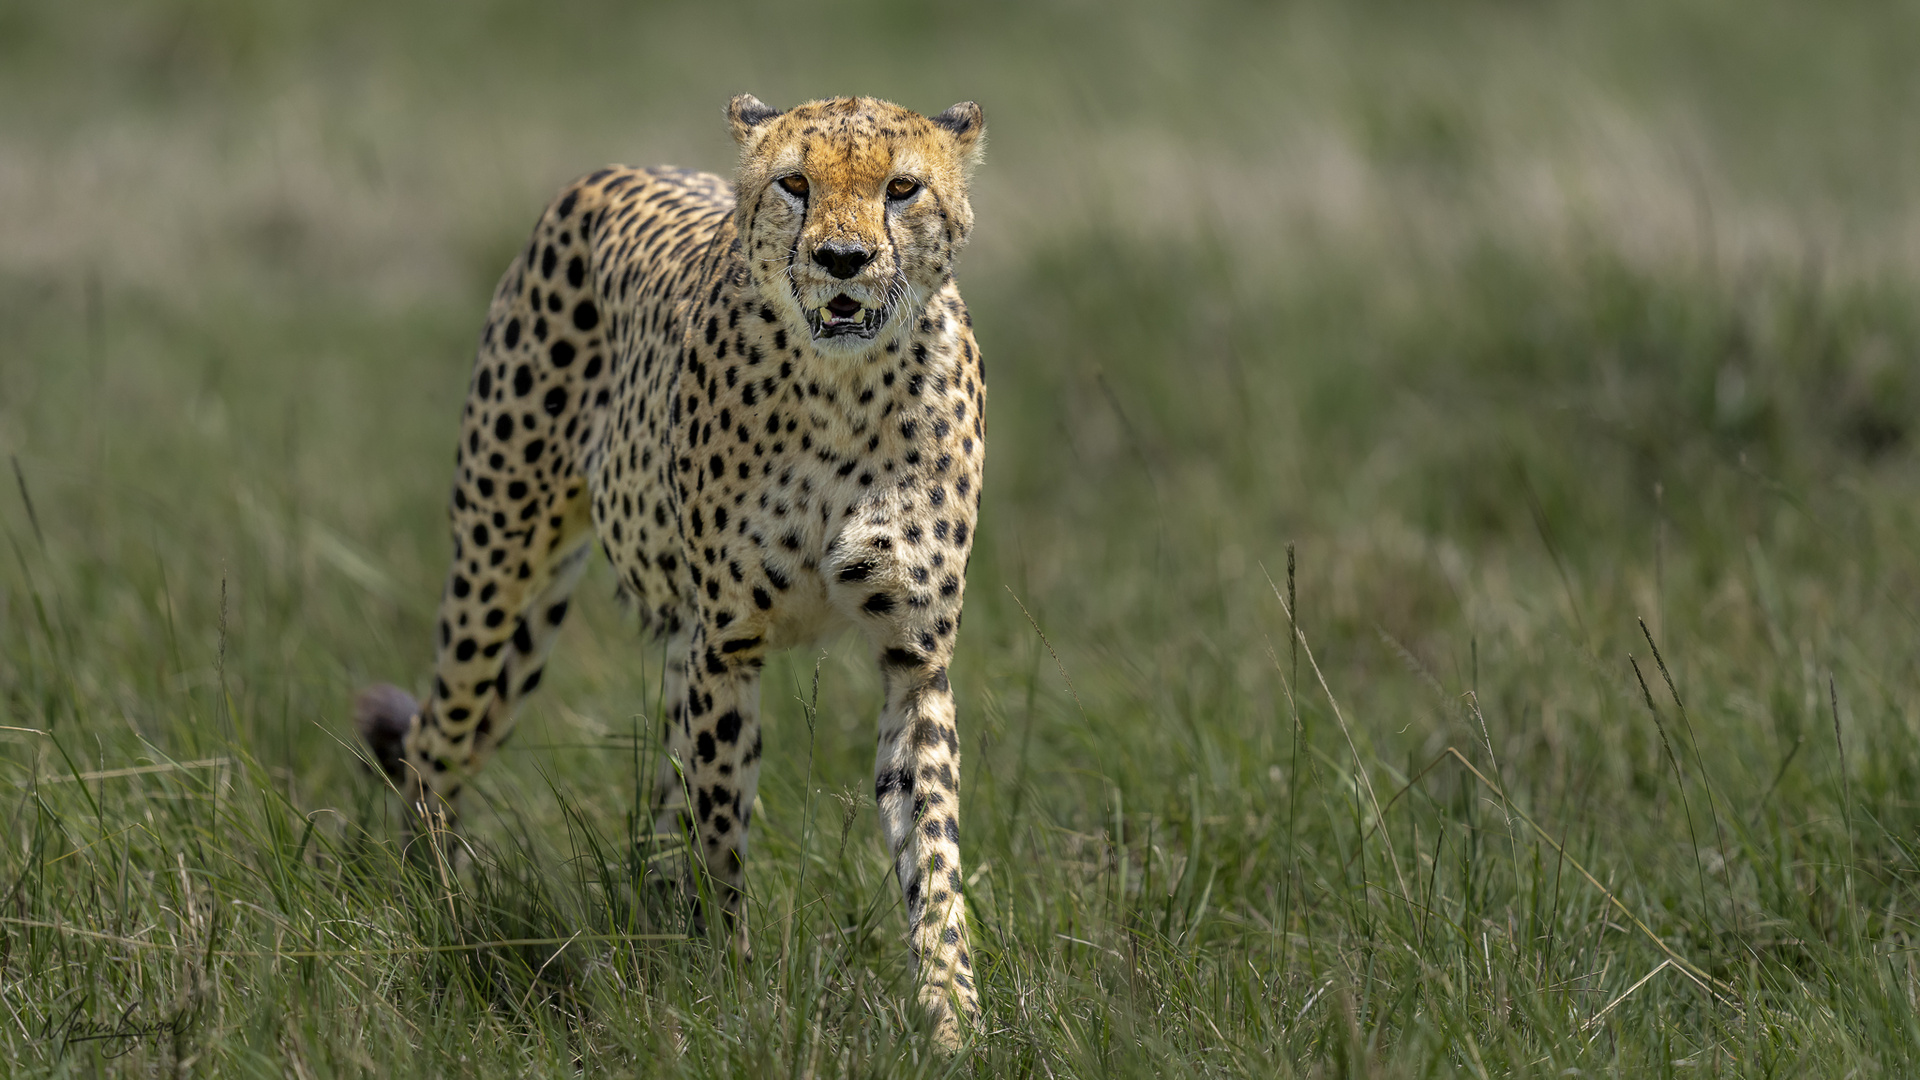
777, 174, 809, 198
885, 177, 920, 201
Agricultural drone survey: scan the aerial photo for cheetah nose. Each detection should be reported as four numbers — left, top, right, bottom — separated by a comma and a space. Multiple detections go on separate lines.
812, 244, 873, 280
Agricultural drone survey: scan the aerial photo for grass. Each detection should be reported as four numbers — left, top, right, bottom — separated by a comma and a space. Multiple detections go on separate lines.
5, 0, 1920, 1074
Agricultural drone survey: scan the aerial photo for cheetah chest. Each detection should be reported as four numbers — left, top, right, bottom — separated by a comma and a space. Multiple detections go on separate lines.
588, 268, 984, 652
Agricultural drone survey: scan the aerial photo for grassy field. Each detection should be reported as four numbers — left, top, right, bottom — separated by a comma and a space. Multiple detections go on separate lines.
6, 1, 1920, 1074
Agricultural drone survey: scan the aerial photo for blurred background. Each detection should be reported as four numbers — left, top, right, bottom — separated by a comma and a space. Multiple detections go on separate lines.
6, 1, 1920, 1072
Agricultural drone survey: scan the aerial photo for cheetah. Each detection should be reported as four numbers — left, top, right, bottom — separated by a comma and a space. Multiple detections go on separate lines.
353, 95, 987, 1045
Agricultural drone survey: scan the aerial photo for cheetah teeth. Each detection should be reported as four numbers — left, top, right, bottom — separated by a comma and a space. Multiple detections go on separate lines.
807, 298, 885, 339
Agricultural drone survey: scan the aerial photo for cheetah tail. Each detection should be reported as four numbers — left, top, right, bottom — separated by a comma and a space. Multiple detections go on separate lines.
353, 683, 419, 781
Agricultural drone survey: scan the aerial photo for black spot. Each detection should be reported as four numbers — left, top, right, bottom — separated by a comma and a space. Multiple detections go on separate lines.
697, 731, 716, 763
514, 365, 534, 396
477, 369, 493, 398
715, 710, 743, 743
572, 301, 599, 331
550, 340, 576, 368
752, 587, 773, 609
875, 768, 913, 797
504, 319, 521, 348
524, 439, 546, 464
566, 255, 585, 287
520, 668, 543, 694
544, 387, 567, 415
863, 592, 895, 615
455, 639, 477, 662
541, 245, 557, 278
494, 414, 513, 441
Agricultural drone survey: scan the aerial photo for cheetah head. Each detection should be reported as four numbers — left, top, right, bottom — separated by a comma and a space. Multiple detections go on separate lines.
729, 95, 984, 357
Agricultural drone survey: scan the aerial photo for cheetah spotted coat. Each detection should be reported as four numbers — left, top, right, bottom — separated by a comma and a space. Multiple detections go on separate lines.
355, 95, 986, 1044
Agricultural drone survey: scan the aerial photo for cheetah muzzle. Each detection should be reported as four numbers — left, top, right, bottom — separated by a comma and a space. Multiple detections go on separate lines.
352, 94, 989, 1050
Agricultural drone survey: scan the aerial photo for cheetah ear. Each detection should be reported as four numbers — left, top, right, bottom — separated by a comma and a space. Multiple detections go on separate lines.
728, 94, 783, 148
929, 101, 985, 164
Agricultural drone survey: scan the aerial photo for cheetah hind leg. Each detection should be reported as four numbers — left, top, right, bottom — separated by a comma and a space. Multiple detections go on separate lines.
353, 683, 474, 866
353, 683, 465, 858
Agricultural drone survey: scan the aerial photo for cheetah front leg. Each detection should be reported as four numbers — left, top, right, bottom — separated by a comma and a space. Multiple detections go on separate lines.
874, 648, 978, 1045
647, 618, 767, 949
831, 539, 980, 1046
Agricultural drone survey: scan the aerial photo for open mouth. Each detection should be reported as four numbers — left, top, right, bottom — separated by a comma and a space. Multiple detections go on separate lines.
806, 293, 886, 340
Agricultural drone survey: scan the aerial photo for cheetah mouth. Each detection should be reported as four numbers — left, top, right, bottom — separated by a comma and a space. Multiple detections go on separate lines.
806, 293, 887, 340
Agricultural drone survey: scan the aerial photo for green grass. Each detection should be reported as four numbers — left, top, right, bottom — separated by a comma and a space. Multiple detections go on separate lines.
6, 0, 1920, 1074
